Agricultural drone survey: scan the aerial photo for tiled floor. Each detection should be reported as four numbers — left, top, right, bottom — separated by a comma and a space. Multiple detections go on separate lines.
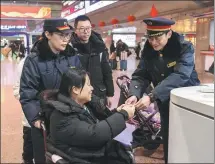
1, 58, 214, 163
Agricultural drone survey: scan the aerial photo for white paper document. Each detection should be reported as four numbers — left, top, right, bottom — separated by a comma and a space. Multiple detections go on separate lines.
114, 123, 136, 145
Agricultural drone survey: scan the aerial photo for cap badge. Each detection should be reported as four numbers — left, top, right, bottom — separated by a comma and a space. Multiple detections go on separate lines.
147, 21, 152, 25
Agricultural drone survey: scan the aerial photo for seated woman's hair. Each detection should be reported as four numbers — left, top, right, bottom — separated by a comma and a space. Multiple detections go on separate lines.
59, 68, 88, 97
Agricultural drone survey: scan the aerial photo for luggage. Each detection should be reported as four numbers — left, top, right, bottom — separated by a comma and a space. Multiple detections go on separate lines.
120, 51, 128, 71
120, 60, 127, 71
110, 59, 117, 70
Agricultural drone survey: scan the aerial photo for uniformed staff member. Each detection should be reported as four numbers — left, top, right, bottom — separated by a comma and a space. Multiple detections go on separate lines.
20, 18, 82, 163
125, 17, 200, 164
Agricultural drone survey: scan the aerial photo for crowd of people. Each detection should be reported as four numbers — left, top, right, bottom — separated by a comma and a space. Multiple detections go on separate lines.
1, 41, 26, 61
108, 37, 146, 72
12, 15, 200, 164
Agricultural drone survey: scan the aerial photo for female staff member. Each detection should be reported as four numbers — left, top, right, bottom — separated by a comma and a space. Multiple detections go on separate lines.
19, 18, 82, 163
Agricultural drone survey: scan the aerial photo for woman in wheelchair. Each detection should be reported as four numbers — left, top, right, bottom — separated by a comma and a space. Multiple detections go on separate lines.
44, 68, 135, 164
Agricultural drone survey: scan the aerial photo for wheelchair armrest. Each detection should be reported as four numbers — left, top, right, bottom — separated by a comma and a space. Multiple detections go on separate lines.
47, 143, 73, 162
46, 152, 70, 164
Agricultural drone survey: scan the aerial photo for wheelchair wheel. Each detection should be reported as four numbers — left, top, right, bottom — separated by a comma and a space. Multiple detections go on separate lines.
143, 142, 160, 150
132, 128, 161, 150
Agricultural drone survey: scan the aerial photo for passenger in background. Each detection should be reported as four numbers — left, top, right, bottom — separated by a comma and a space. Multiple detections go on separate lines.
140, 37, 146, 52
13, 57, 33, 164
109, 40, 117, 70
71, 15, 114, 108
19, 18, 82, 164
18, 41, 26, 59
110, 40, 116, 54
9, 42, 17, 59
116, 40, 131, 71
135, 42, 141, 60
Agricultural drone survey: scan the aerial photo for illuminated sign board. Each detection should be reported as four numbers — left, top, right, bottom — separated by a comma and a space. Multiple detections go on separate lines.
61, 0, 117, 20
1, 5, 51, 19
61, 1, 85, 20
62, 1, 76, 10
112, 27, 137, 33
113, 34, 136, 47
1, 25, 27, 30
1, 20, 27, 30
85, 0, 117, 14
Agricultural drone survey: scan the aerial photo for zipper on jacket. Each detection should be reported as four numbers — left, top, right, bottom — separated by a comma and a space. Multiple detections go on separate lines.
83, 106, 98, 123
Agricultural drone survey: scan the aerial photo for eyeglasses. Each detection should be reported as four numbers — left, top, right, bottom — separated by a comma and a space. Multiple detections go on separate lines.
76, 27, 92, 33
54, 32, 72, 40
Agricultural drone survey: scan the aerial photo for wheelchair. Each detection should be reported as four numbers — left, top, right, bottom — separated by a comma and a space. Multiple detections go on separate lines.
39, 90, 74, 164
41, 121, 70, 164
39, 90, 135, 164
116, 75, 163, 150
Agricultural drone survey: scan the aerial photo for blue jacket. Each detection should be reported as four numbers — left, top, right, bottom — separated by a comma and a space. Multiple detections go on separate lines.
19, 39, 81, 124
129, 32, 200, 103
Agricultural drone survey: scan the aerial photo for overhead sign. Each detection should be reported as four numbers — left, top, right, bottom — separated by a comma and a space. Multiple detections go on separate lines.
1, 20, 27, 30
89, 0, 100, 5
62, 1, 76, 10
85, 0, 117, 14
1, 5, 51, 19
61, 0, 118, 20
112, 27, 137, 33
1, 25, 26, 30
61, 1, 85, 20
113, 34, 136, 47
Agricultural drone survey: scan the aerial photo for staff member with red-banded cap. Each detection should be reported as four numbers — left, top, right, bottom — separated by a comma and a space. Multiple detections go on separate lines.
19, 18, 82, 163
126, 17, 200, 163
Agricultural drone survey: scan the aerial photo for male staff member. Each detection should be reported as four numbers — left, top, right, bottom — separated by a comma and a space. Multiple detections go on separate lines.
126, 17, 200, 163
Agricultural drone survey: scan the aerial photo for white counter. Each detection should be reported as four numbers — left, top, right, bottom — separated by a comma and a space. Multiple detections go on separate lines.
168, 84, 214, 163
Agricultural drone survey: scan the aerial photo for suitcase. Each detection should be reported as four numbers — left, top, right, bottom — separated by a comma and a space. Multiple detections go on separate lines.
120, 60, 127, 71
110, 59, 117, 70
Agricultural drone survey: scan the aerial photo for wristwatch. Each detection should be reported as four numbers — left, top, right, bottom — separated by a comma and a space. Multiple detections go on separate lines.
148, 93, 156, 103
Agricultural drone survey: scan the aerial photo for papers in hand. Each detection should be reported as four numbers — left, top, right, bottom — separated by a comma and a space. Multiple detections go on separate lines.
114, 123, 136, 146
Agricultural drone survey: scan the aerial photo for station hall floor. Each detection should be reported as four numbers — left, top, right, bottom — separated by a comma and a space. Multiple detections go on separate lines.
1, 58, 213, 163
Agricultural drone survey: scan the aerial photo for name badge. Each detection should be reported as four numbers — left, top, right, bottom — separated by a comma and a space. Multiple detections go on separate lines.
167, 61, 176, 68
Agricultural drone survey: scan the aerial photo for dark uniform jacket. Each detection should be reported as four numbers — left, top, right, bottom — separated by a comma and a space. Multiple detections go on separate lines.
19, 39, 82, 124
129, 32, 200, 103
71, 31, 114, 98
47, 93, 132, 164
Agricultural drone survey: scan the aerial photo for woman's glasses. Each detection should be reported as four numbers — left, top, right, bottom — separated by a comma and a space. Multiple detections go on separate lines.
54, 32, 72, 40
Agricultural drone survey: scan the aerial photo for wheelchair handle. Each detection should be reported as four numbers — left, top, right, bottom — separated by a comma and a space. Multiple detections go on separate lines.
41, 121, 46, 131
116, 75, 130, 88
116, 75, 130, 81
41, 121, 48, 152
